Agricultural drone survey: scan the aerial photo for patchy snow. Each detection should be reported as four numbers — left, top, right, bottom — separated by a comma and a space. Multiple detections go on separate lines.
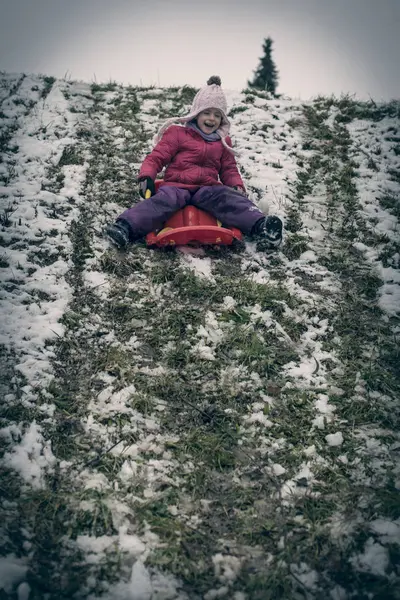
243, 411, 273, 427
88, 560, 187, 600
271, 463, 286, 476
212, 554, 242, 584
88, 384, 137, 415
191, 310, 225, 360
369, 518, 400, 544
304, 445, 317, 457
1, 75, 400, 599
222, 295, 236, 310
0, 75, 91, 406
84, 270, 111, 297
2, 421, 56, 488
0, 555, 28, 594
280, 464, 317, 500
299, 250, 318, 262
351, 538, 389, 576
325, 432, 344, 447
17, 582, 31, 600
127, 560, 152, 600
224, 92, 305, 217
347, 117, 400, 316
312, 394, 337, 429
329, 585, 347, 600
290, 562, 319, 591
204, 587, 230, 599
179, 251, 214, 281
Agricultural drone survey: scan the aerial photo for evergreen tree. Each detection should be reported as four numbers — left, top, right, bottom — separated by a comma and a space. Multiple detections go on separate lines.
248, 37, 279, 95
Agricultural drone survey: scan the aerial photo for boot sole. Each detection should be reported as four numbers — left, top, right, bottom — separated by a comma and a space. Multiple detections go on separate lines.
105, 228, 129, 249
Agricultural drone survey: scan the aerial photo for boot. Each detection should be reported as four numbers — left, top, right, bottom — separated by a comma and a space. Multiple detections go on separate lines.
105, 219, 133, 249
252, 215, 283, 249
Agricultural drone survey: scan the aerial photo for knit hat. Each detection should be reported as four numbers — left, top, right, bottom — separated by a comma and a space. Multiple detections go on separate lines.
154, 76, 239, 156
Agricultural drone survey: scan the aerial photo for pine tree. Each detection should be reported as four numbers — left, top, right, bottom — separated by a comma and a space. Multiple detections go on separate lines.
248, 37, 279, 95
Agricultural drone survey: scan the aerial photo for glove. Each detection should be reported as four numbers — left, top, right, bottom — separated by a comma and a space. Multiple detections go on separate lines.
232, 186, 246, 196
138, 176, 155, 199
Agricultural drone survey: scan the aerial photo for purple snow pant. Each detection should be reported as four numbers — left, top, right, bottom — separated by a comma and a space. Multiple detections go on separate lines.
119, 185, 264, 237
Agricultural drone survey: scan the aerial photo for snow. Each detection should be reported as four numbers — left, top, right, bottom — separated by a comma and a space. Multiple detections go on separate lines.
312, 394, 337, 429
351, 538, 389, 576
87, 561, 185, 600
84, 270, 111, 297
0, 555, 28, 594
347, 117, 400, 316
191, 310, 225, 360
315, 395, 336, 415
244, 411, 273, 427
304, 445, 317, 457
325, 432, 344, 447
212, 554, 242, 584
76, 535, 115, 564
290, 562, 319, 591
369, 518, 400, 544
179, 250, 214, 280
284, 355, 325, 383
222, 295, 236, 310
0, 76, 90, 392
299, 250, 318, 262
271, 463, 286, 476
127, 561, 152, 600
2, 422, 56, 489
330, 585, 347, 600
204, 587, 230, 599
17, 582, 31, 600
379, 282, 400, 316
280, 464, 317, 500
89, 384, 137, 415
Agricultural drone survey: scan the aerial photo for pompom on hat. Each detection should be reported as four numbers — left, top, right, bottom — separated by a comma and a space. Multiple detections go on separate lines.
154, 76, 239, 156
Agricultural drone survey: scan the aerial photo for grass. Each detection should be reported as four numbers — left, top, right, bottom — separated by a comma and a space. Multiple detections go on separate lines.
58, 145, 85, 166
0, 202, 17, 227
282, 232, 309, 260
40, 75, 56, 98
379, 191, 400, 218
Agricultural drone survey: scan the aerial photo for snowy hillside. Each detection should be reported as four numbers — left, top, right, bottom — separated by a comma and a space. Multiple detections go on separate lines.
0, 72, 399, 599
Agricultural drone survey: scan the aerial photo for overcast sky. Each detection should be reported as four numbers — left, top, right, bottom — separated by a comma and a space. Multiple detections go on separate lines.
0, 0, 399, 100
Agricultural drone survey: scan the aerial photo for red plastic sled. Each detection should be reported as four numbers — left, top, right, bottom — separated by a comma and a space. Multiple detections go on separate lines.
145, 180, 243, 248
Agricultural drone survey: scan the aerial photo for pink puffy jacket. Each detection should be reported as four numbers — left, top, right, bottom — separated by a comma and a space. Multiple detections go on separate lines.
138, 125, 245, 191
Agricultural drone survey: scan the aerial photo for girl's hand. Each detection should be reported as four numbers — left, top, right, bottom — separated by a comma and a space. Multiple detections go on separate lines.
138, 177, 155, 199
232, 186, 246, 196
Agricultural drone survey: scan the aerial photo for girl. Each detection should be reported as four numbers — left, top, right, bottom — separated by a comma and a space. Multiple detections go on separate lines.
106, 76, 283, 249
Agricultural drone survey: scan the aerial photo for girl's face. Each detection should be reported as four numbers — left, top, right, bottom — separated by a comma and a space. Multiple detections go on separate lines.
196, 108, 222, 134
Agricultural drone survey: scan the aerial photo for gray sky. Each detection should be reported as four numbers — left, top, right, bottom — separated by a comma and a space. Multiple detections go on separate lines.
0, 0, 399, 100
